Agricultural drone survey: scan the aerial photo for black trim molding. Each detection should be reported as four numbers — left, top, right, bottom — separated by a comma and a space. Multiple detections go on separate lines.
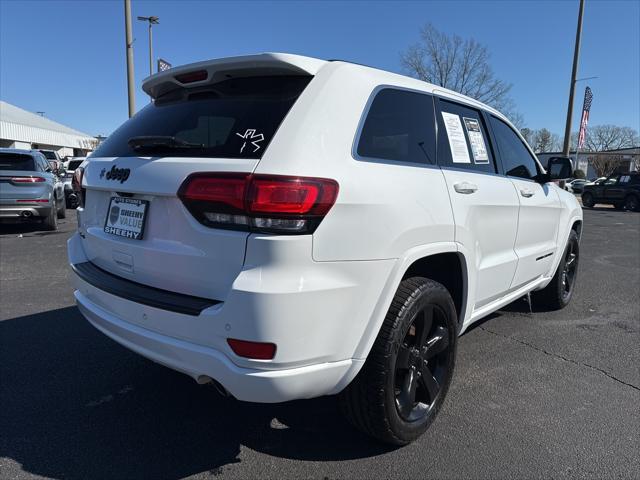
72, 261, 220, 316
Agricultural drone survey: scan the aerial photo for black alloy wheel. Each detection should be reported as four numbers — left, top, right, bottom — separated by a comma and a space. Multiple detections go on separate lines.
339, 277, 457, 445
394, 304, 450, 422
534, 230, 580, 310
560, 236, 578, 302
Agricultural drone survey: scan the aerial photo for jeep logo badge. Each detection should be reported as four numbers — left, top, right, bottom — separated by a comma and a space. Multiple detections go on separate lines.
105, 165, 130, 183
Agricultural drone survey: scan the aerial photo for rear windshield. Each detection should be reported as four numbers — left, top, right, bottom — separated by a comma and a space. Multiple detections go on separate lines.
67, 160, 83, 170
0, 153, 36, 171
93, 75, 312, 159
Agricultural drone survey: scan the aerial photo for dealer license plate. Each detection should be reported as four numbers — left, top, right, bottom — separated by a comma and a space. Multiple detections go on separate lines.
104, 196, 148, 240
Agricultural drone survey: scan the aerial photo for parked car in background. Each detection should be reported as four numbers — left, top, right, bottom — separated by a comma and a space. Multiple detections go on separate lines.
67, 53, 582, 445
63, 157, 85, 208
0, 148, 66, 229
582, 172, 640, 211
588, 177, 606, 185
39, 149, 63, 172
568, 179, 588, 193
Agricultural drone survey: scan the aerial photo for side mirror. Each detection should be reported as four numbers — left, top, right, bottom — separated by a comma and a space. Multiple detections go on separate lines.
546, 156, 573, 181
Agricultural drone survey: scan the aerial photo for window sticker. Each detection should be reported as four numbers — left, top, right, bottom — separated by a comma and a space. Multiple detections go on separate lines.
463, 117, 489, 164
441, 112, 471, 163
235, 129, 264, 153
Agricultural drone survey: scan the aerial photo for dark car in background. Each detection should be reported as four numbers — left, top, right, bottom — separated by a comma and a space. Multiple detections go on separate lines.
0, 149, 66, 229
582, 172, 640, 211
62, 157, 85, 208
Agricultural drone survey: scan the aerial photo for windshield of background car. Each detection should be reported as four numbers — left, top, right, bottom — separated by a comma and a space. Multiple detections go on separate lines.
0, 153, 36, 171
92, 75, 312, 159
41, 151, 57, 160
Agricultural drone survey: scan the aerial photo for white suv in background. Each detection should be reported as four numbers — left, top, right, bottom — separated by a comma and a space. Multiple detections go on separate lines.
68, 53, 582, 444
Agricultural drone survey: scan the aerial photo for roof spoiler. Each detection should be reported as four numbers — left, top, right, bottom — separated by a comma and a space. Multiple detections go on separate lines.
142, 53, 326, 99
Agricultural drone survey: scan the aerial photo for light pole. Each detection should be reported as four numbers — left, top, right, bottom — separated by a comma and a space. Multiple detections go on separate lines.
124, 0, 135, 117
562, 0, 585, 157
137, 15, 159, 77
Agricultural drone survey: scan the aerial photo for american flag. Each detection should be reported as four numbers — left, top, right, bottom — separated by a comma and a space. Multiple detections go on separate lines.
577, 86, 593, 149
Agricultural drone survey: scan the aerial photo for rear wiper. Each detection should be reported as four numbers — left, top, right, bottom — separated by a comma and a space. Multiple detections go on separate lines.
128, 136, 204, 150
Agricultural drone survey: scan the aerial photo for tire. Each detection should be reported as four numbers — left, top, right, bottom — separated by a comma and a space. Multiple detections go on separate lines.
42, 199, 58, 231
339, 277, 457, 445
624, 194, 640, 212
581, 192, 595, 208
57, 195, 66, 219
533, 230, 579, 310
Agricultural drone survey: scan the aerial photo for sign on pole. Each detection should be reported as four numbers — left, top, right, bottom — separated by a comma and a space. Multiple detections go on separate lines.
157, 58, 172, 73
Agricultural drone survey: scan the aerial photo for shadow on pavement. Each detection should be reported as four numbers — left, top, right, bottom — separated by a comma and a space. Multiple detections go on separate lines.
0, 221, 49, 235
0, 307, 392, 480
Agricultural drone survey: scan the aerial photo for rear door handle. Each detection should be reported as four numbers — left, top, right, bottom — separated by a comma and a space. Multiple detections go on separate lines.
520, 188, 535, 198
453, 182, 478, 194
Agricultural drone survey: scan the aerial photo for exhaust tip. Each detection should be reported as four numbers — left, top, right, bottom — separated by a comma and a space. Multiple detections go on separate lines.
197, 375, 231, 397
20, 211, 33, 218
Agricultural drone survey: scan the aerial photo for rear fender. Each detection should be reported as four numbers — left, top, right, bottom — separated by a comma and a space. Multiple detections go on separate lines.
351, 242, 461, 361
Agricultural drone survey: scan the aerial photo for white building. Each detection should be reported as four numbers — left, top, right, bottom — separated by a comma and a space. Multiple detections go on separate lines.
0, 101, 98, 157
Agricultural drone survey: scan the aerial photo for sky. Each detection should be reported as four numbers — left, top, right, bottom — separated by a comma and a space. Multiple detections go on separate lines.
1, 0, 638, 138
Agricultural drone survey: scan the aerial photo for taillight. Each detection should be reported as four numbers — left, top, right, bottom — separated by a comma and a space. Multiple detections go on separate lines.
72, 167, 85, 207
178, 173, 339, 234
10, 176, 46, 183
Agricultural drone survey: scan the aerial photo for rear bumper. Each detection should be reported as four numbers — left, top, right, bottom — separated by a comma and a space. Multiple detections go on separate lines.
0, 204, 52, 218
76, 288, 357, 402
68, 232, 394, 402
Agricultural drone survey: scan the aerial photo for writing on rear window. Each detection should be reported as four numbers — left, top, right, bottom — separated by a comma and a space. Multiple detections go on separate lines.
92, 76, 311, 159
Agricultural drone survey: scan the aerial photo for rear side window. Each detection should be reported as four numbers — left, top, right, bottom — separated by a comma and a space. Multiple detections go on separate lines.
0, 153, 36, 171
40, 151, 57, 160
489, 116, 540, 180
93, 75, 312, 159
68, 160, 83, 170
436, 99, 496, 174
356, 88, 436, 165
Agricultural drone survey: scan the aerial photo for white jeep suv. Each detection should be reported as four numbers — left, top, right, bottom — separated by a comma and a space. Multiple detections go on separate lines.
68, 53, 582, 444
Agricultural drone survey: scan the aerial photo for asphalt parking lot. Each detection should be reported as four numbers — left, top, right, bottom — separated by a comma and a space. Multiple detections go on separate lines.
1, 208, 639, 480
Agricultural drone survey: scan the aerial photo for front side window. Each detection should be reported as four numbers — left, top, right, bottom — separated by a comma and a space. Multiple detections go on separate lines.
356, 88, 436, 165
93, 75, 311, 159
489, 116, 540, 180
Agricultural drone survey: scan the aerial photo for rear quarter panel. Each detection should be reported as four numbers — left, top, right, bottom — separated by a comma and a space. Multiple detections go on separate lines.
254, 62, 455, 262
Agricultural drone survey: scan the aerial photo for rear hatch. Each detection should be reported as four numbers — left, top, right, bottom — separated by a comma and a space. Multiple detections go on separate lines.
78, 71, 312, 301
0, 153, 48, 202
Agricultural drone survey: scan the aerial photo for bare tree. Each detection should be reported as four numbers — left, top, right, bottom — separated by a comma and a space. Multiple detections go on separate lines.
589, 154, 626, 178
533, 129, 554, 153
579, 125, 639, 177
520, 128, 535, 147
583, 125, 639, 152
401, 24, 517, 119
531, 128, 562, 153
